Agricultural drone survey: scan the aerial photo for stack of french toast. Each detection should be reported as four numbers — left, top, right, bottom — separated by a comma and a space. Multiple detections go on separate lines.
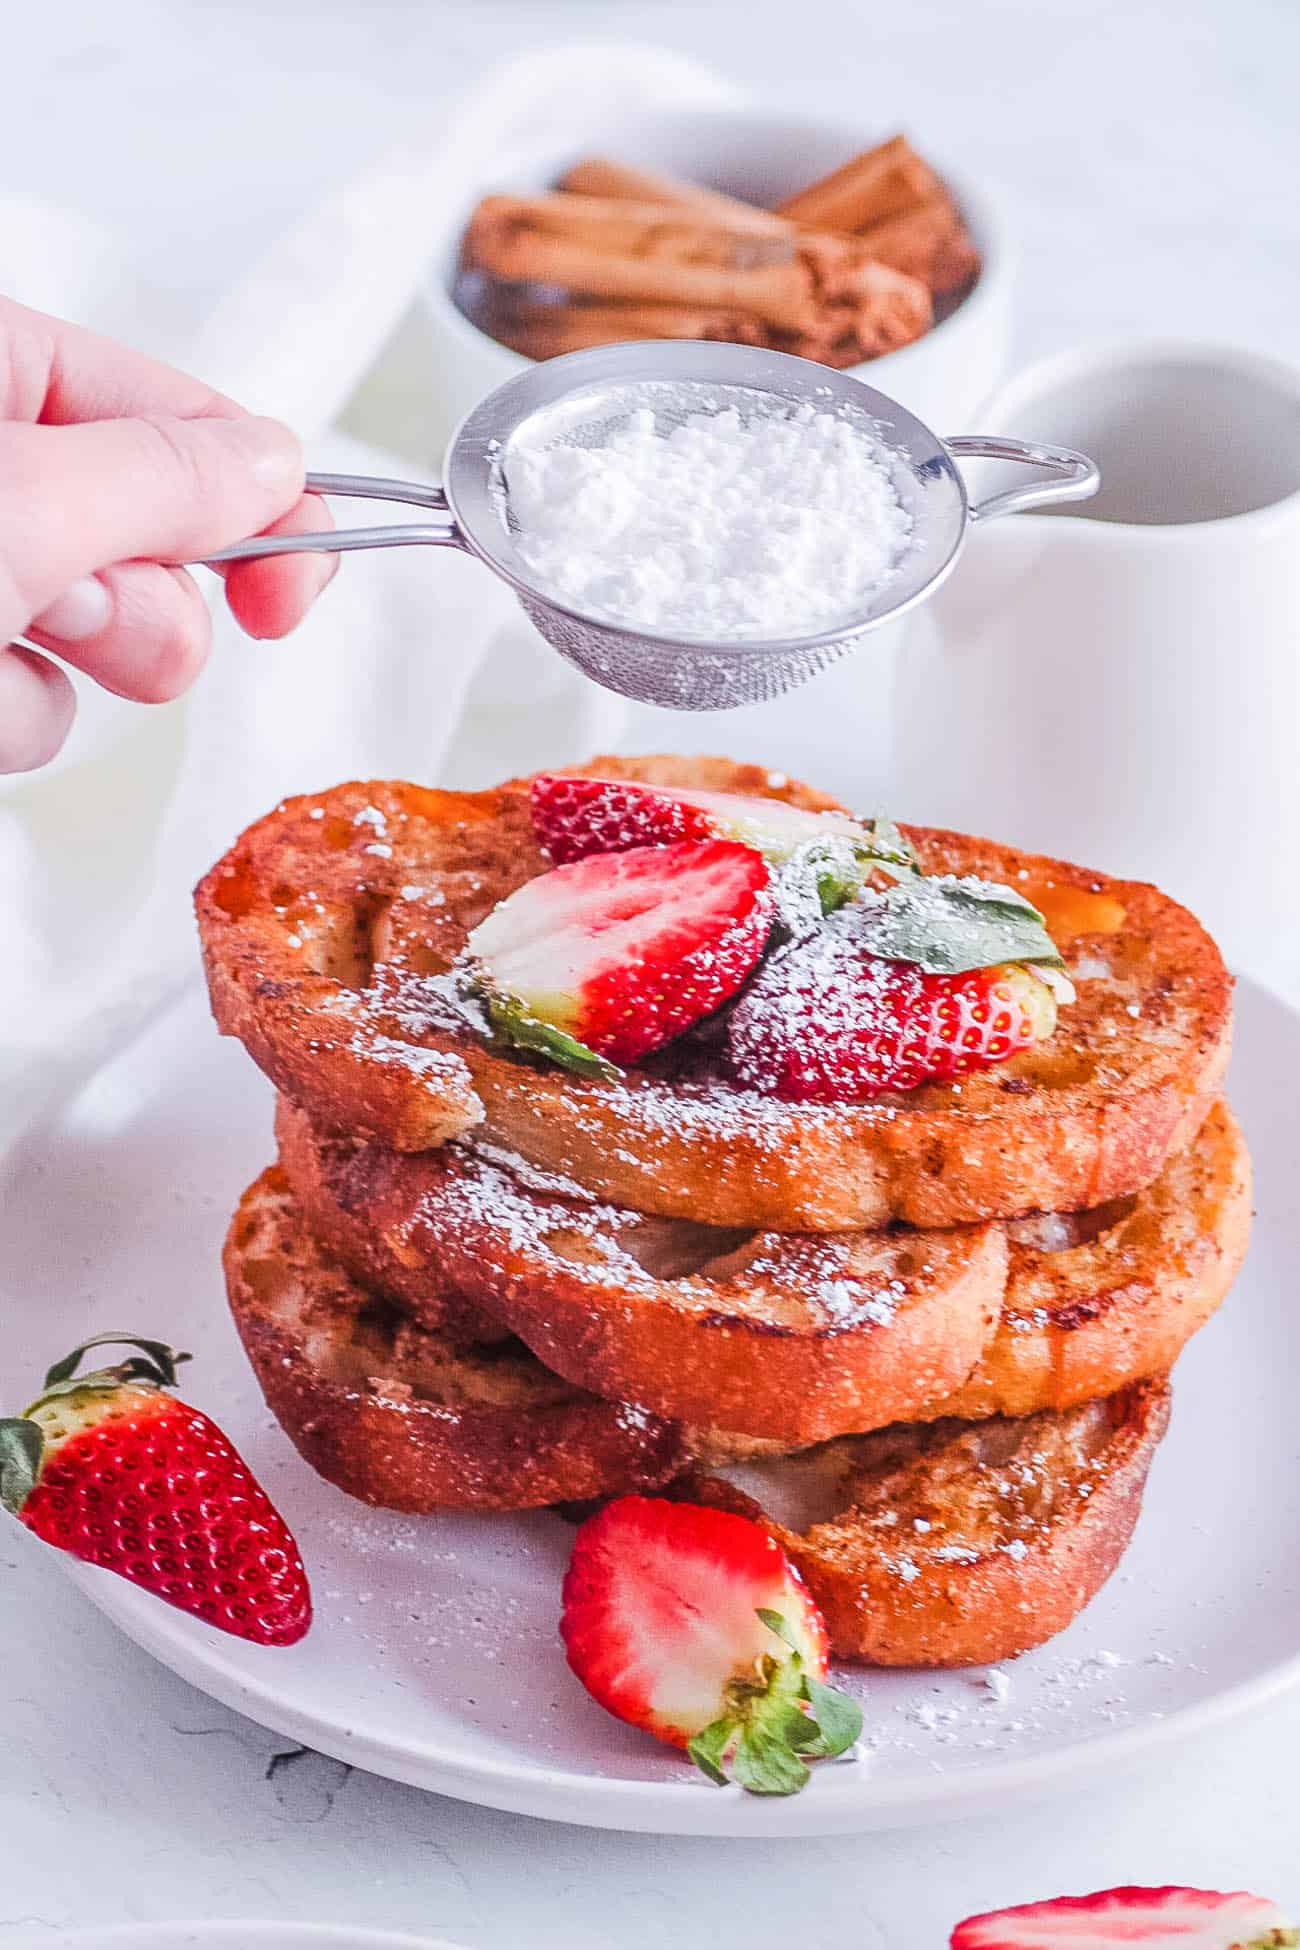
198, 756, 1247, 1668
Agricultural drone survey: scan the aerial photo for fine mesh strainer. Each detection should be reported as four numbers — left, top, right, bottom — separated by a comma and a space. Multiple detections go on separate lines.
205, 341, 1098, 711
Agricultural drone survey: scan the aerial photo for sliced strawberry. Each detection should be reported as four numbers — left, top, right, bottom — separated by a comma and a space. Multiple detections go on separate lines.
531, 774, 719, 860
530, 775, 913, 908
465, 840, 774, 1069
0, 1335, 311, 1646
561, 1495, 861, 1794
727, 875, 1068, 1102
728, 936, 1056, 1101
951, 1886, 1296, 1950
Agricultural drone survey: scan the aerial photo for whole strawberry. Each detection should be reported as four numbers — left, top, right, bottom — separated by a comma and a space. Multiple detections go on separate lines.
951, 1885, 1298, 1949
561, 1495, 861, 1795
0, 1334, 311, 1646
466, 839, 774, 1072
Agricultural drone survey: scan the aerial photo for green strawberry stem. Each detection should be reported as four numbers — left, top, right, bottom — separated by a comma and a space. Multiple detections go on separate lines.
483, 993, 620, 1083
686, 1608, 863, 1796
42, 1333, 189, 1393
1238, 1934, 1300, 1948
0, 1420, 44, 1518
0, 1335, 190, 1516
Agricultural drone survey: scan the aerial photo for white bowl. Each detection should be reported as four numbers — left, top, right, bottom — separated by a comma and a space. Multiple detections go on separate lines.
421, 105, 1013, 438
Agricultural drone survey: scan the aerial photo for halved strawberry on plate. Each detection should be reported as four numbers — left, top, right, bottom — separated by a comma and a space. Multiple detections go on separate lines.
464, 838, 774, 1073
529, 772, 915, 911
951, 1886, 1298, 1949
561, 1495, 862, 1796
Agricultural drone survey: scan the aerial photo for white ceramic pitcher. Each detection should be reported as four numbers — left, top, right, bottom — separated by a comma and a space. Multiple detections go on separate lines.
890, 340, 1300, 990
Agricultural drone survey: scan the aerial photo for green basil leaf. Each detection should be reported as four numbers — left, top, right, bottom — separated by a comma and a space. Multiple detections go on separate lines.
848, 876, 1064, 974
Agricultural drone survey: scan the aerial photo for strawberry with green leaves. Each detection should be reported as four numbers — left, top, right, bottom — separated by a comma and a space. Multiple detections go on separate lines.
529, 772, 916, 912
465, 838, 774, 1074
0, 1335, 311, 1646
951, 1886, 1298, 1950
561, 1495, 861, 1795
728, 874, 1073, 1102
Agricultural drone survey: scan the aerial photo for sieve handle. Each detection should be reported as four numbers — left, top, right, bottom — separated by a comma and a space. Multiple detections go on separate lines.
944, 436, 1100, 524
200, 470, 466, 564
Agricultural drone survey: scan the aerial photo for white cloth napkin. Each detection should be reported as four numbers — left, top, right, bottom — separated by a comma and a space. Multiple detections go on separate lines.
0, 44, 735, 1142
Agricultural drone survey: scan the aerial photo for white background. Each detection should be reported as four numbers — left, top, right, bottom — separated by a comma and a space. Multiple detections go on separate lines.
3, 1, 1300, 1942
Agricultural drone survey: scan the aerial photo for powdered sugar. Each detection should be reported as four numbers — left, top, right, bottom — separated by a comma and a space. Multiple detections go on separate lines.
346, 1026, 472, 1088
457, 1135, 600, 1205
505, 390, 911, 641
413, 1140, 922, 1334
726, 918, 915, 1098
1008, 1211, 1082, 1254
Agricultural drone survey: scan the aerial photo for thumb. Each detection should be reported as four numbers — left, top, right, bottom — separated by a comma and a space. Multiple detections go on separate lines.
0, 413, 304, 627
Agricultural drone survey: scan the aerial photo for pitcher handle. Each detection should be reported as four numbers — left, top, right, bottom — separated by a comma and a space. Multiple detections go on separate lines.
944, 436, 1100, 524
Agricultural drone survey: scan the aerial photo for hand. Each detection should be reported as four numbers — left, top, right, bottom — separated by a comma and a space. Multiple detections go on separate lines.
0, 296, 336, 773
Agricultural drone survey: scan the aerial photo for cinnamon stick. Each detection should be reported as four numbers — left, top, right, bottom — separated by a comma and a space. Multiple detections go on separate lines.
558, 157, 784, 235
477, 296, 771, 362
461, 193, 931, 357
776, 134, 944, 230
475, 297, 894, 368
561, 149, 978, 298
857, 192, 981, 298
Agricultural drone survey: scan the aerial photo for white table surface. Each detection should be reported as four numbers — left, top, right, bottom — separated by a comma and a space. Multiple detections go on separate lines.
4, 0, 1300, 1941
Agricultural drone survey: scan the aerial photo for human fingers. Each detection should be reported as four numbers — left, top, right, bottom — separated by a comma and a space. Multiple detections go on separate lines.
0, 412, 303, 638
218, 491, 338, 640
0, 643, 77, 773
26, 561, 213, 703
0, 295, 237, 424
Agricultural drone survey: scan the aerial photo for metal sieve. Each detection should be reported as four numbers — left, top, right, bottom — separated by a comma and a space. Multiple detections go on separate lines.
205, 341, 1098, 711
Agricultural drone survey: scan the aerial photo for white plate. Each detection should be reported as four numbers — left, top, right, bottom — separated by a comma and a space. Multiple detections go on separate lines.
1, 981, 1297, 1837
48, 1929, 462, 1949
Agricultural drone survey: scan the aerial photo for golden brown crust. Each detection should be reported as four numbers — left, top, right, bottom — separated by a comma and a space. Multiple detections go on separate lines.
273, 1105, 507, 1346
923, 1100, 1250, 1419
223, 1168, 692, 1510
680, 1382, 1171, 1665
276, 1093, 1244, 1440
196, 756, 1232, 1228
274, 1097, 1005, 1445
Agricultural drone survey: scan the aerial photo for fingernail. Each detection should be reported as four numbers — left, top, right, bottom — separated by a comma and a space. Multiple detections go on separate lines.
219, 415, 304, 496
31, 574, 113, 643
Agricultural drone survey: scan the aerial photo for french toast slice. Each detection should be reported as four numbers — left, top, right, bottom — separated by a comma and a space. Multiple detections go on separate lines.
679, 1381, 1171, 1665
196, 755, 1232, 1229
275, 1093, 1243, 1440
926, 1099, 1250, 1419
224, 1168, 692, 1510
225, 1173, 1168, 1665
274, 1096, 1006, 1446
267, 1112, 508, 1346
